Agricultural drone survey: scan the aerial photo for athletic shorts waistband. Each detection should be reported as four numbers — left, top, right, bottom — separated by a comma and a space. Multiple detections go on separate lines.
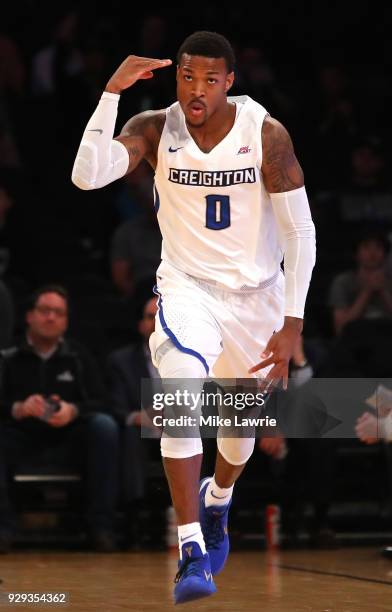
158, 260, 281, 294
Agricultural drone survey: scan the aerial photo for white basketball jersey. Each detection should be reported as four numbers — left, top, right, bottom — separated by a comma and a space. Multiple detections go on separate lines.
154, 95, 283, 290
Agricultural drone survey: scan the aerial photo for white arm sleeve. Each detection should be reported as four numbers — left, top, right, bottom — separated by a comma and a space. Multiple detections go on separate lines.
270, 186, 316, 318
71, 91, 130, 190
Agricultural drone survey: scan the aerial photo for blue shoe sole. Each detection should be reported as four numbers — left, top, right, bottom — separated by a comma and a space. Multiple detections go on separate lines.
174, 577, 217, 604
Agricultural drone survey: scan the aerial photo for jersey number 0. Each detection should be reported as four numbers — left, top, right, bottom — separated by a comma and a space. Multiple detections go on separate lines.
205, 195, 231, 230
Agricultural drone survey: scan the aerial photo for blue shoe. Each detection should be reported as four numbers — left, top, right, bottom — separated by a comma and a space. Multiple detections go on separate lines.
199, 477, 231, 575
174, 541, 217, 605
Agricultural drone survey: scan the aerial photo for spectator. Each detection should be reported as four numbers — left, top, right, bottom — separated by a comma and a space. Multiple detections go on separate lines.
310, 64, 358, 189
134, 15, 172, 113
0, 279, 13, 348
329, 232, 392, 335
311, 139, 391, 266
31, 11, 83, 98
235, 46, 294, 123
110, 165, 162, 297
0, 33, 25, 170
338, 138, 390, 227
106, 296, 161, 547
0, 284, 119, 553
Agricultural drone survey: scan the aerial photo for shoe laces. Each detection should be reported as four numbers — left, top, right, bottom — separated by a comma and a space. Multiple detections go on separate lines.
203, 510, 226, 550
174, 556, 203, 583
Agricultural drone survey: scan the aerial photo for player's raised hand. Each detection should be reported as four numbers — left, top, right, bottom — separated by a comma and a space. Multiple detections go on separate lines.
249, 319, 302, 390
105, 55, 172, 94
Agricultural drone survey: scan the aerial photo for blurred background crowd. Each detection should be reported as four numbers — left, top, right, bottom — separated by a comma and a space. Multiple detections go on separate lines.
1, 2, 392, 554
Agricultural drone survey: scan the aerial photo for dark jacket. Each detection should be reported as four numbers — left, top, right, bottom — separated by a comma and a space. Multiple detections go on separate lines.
106, 343, 151, 425
0, 337, 105, 433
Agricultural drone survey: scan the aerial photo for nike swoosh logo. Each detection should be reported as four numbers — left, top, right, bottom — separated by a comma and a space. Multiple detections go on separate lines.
88, 129, 103, 135
211, 490, 228, 499
168, 145, 184, 152
180, 532, 198, 542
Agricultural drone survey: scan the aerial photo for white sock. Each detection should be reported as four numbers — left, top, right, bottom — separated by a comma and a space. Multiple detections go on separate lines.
205, 475, 234, 508
178, 522, 206, 559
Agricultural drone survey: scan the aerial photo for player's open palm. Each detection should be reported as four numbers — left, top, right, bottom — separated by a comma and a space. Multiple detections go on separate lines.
106, 55, 172, 93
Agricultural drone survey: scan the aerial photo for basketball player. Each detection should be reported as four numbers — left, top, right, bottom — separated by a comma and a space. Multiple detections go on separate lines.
72, 32, 316, 604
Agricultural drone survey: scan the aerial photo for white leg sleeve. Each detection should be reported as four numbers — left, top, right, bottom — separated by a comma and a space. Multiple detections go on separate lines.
71, 92, 129, 190
270, 186, 316, 318
217, 437, 256, 466
157, 344, 206, 459
160, 435, 204, 459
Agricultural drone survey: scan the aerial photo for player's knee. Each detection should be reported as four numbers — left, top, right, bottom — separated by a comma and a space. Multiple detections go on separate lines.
161, 435, 203, 458
217, 437, 255, 465
157, 343, 207, 379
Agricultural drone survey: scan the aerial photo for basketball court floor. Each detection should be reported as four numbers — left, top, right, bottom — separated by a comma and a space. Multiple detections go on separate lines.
1, 547, 391, 611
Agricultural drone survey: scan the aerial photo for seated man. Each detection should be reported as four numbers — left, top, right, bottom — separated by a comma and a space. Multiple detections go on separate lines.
106, 295, 162, 547
110, 190, 162, 298
329, 231, 392, 335
0, 284, 119, 553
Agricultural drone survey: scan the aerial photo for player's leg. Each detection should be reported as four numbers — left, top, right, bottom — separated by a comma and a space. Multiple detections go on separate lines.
150, 271, 223, 603
158, 342, 206, 530
156, 342, 216, 604
200, 275, 285, 574
200, 433, 256, 574
151, 264, 223, 541
212, 447, 247, 487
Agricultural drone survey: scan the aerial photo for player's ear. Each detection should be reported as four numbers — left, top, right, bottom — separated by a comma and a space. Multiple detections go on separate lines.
225, 72, 234, 93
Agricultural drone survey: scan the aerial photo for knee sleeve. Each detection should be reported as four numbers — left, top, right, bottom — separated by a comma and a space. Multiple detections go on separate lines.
157, 343, 205, 459
156, 341, 207, 378
160, 435, 203, 459
217, 436, 255, 466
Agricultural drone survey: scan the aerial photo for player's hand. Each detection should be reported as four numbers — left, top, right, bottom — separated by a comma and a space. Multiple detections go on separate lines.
249, 318, 303, 390
19, 395, 46, 419
105, 55, 172, 94
355, 411, 379, 444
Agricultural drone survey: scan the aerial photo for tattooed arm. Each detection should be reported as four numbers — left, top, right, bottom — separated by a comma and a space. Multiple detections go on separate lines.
261, 116, 304, 192
249, 116, 315, 385
115, 110, 166, 172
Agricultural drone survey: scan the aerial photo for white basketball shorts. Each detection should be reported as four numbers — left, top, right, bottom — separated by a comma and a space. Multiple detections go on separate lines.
149, 260, 285, 379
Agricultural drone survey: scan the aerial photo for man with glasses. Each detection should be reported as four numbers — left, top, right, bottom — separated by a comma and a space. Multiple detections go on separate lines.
0, 285, 119, 553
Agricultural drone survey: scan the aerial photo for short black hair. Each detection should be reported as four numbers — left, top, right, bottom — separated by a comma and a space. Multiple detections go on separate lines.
177, 31, 235, 73
27, 284, 69, 312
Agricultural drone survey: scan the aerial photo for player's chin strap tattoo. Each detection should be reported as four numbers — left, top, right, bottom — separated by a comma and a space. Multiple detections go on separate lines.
270, 186, 316, 318
71, 91, 129, 190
